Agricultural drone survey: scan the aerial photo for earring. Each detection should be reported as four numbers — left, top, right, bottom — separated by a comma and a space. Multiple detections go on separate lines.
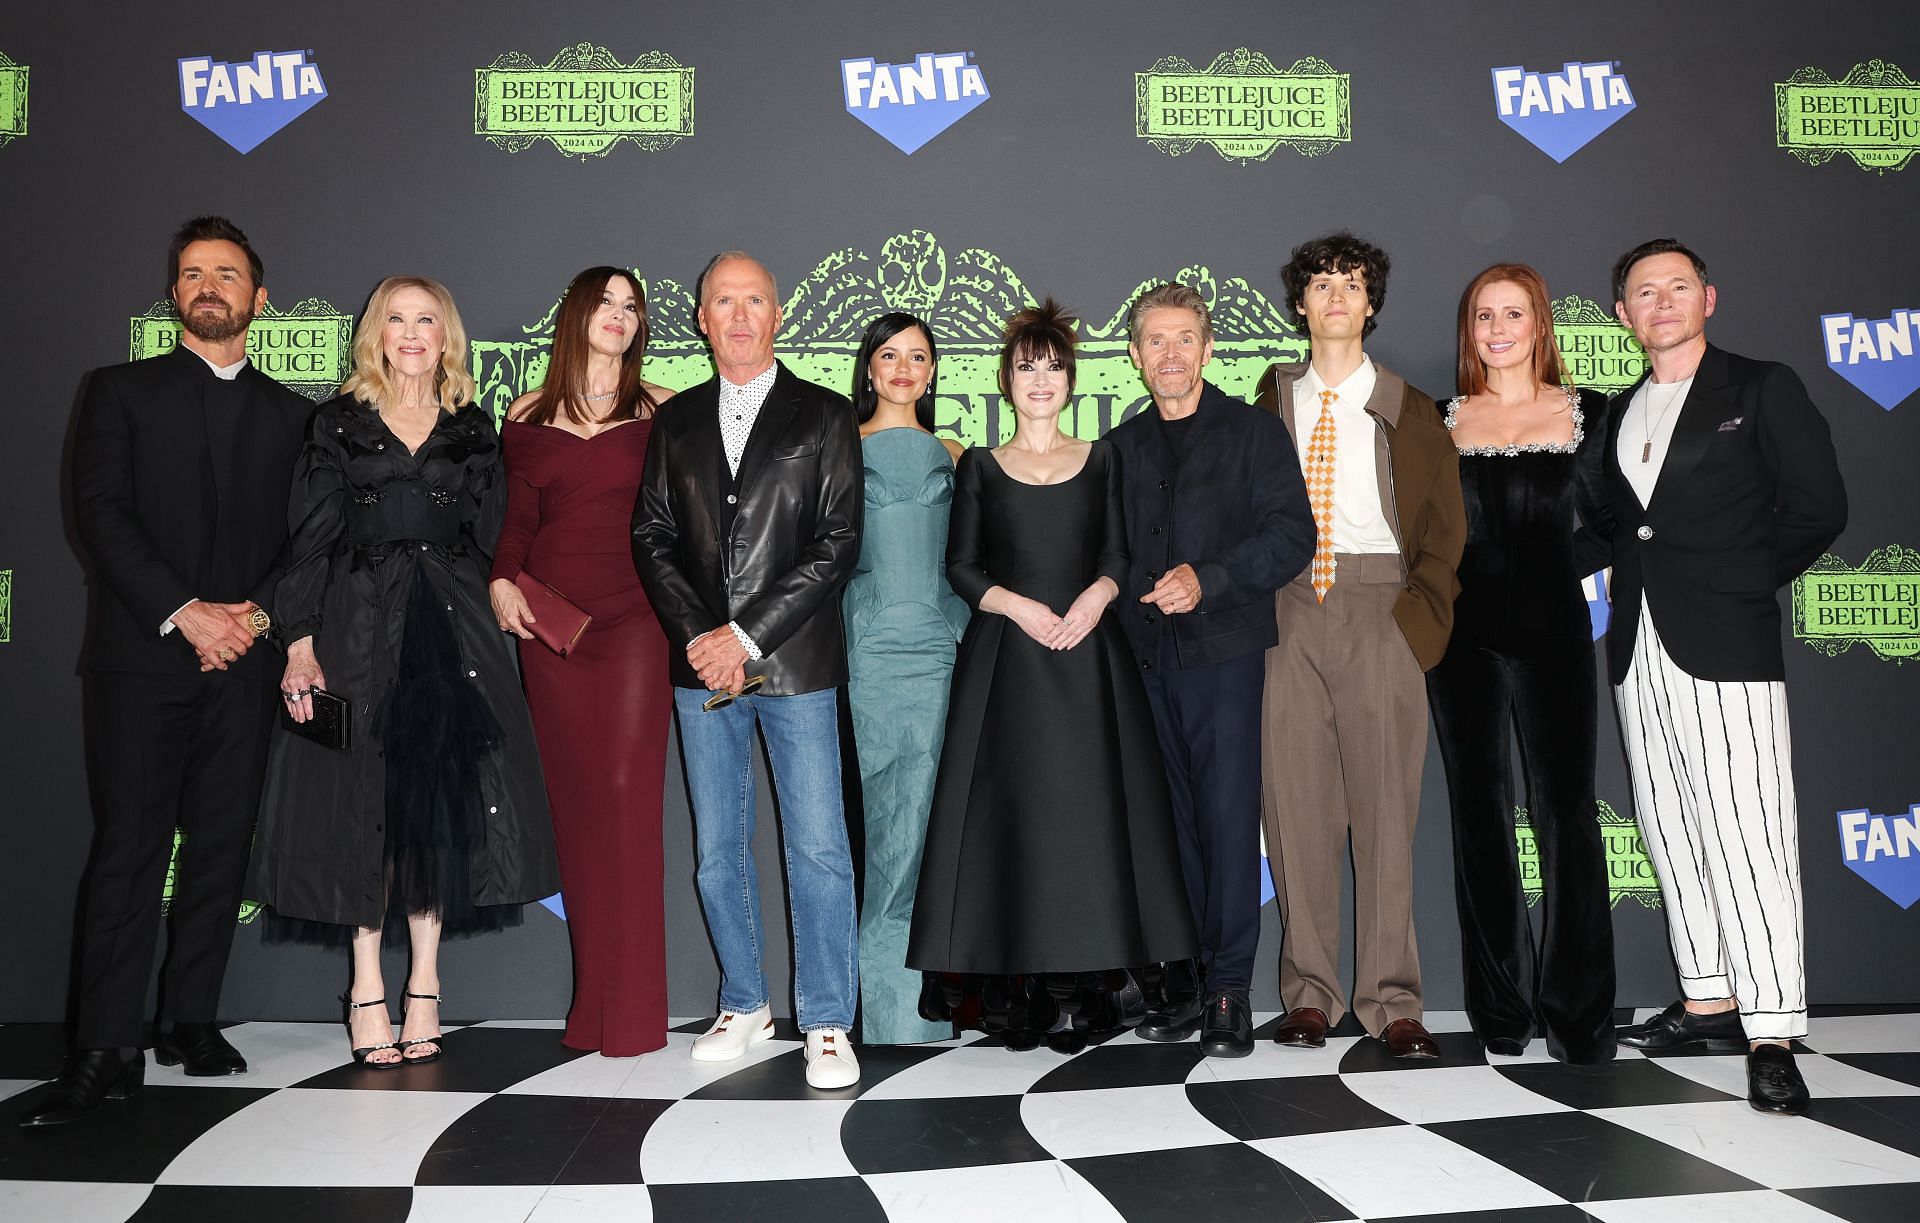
866, 377, 873, 392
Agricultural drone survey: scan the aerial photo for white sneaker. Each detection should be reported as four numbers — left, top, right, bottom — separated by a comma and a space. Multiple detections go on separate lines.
690, 1006, 775, 1062
804, 1028, 860, 1089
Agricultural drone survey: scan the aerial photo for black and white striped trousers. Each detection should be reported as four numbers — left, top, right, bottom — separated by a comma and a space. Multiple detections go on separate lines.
1615, 607, 1807, 1041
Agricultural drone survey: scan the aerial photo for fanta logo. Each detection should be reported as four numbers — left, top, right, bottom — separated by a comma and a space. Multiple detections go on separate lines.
1492, 61, 1635, 162
1838, 806, 1920, 908
1822, 309, 1920, 410
841, 52, 989, 154
178, 50, 327, 153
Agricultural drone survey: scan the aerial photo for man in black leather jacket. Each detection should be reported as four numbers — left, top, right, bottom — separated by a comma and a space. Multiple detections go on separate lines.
632, 252, 865, 1089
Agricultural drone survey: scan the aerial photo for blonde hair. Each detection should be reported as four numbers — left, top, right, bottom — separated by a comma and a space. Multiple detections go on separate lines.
339, 276, 477, 410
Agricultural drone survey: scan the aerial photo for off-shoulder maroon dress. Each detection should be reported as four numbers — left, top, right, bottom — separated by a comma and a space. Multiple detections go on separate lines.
492, 418, 671, 1056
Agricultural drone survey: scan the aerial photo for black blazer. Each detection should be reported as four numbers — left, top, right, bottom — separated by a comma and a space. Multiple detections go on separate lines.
1104, 382, 1316, 669
632, 362, 863, 695
1578, 343, 1847, 684
72, 346, 309, 674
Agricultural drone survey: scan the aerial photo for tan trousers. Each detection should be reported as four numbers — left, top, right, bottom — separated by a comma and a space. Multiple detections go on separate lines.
1262, 553, 1428, 1035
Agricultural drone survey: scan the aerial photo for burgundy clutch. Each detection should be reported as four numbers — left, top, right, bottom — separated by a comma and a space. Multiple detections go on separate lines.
513, 570, 592, 657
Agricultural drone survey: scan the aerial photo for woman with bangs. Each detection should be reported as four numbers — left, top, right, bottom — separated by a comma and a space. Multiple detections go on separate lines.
251, 276, 558, 1069
487, 266, 676, 1057
1427, 263, 1616, 1064
908, 300, 1197, 1053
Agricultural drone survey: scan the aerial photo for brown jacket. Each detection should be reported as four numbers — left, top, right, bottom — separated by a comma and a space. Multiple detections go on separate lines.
1255, 359, 1465, 670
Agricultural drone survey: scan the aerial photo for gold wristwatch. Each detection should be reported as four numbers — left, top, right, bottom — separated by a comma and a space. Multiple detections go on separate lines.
247, 606, 272, 638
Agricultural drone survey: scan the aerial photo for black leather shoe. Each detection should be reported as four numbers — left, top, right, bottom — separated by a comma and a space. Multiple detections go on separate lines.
154, 1022, 248, 1076
1747, 1044, 1810, 1115
1199, 992, 1254, 1059
1137, 993, 1206, 1043
17, 1049, 144, 1128
1484, 1037, 1528, 1058
1618, 1001, 1746, 1052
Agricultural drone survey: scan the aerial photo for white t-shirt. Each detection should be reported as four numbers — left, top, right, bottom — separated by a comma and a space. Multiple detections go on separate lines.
1617, 375, 1695, 508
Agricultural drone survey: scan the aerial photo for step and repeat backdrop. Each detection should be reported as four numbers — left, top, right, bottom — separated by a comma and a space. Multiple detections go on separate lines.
1, 1, 1915, 1022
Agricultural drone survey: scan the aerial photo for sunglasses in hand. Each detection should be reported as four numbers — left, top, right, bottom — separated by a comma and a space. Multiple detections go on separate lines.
702, 673, 766, 711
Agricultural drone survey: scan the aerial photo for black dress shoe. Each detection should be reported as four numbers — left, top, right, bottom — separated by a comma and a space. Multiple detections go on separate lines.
1199, 992, 1254, 1059
1618, 1001, 1746, 1052
1137, 993, 1206, 1043
1747, 1044, 1810, 1115
17, 1049, 144, 1128
154, 1022, 248, 1076
1483, 1037, 1528, 1057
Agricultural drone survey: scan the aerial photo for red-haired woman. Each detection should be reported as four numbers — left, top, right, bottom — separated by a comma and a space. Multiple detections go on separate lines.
1427, 264, 1615, 1064
489, 267, 676, 1057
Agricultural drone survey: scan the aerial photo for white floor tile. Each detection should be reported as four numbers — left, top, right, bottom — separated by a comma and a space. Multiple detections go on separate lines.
859, 1041, 1088, 1100
639, 1099, 856, 1183
1595, 1099, 1920, 1189
527, 1185, 654, 1222
1341, 1064, 1574, 1124
1188, 1036, 1363, 1083
1249, 1124, 1567, 1218
1805, 1012, 1920, 1055
0, 1079, 38, 1103
470, 1019, 567, 1030
606, 1032, 804, 1100
149, 1021, 358, 1089
867, 1159, 1126, 1222
1582, 1188, 1858, 1223
1019, 1083, 1234, 1159
1652, 1051, 1920, 1100
156, 1087, 489, 1186
406, 1184, 545, 1222
0, 1181, 153, 1223
1421, 1009, 1475, 1034
500, 1045, 647, 1098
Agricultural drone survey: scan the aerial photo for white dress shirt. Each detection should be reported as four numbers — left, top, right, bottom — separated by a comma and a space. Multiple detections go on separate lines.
1294, 357, 1399, 554
1617, 375, 1695, 509
715, 364, 780, 660
161, 351, 251, 635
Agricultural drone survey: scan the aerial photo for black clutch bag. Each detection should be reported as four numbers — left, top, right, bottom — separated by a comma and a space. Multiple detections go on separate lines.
280, 688, 352, 751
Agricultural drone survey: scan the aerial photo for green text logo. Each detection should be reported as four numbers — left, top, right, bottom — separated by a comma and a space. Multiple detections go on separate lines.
1794, 546, 1920, 664
476, 43, 693, 158
1517, 799, 1662, 909
1136, 48, 1349, 163
0, 50, 27, 147
129, 297, 354, 401
0, 569, 11, 643
471, 230, 1308, 445
1776, 59, 1918, 173
163, 829, 262, 923
1552, 295, 1646, 392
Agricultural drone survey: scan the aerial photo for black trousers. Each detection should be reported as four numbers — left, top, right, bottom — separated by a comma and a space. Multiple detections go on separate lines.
74, 664, 278, 1049
1426, 638, 1616, 1062
1140, 634, 1265, 994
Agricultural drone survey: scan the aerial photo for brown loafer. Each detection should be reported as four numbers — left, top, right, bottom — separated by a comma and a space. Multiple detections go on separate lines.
1380, 1017, 1440, 1060
1273, 1007, 1330, 1048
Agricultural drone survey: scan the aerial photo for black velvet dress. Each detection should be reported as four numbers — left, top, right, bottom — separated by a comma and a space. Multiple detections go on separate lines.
908, 443, 1198, 1041
1425, 387, 1616, 1062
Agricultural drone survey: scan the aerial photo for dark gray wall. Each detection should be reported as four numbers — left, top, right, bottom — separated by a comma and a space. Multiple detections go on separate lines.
2, 1, 1915, 1025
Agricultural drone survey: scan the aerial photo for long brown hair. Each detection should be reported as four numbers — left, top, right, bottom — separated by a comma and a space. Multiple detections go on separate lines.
520, 266, 657, 427
1454, 263, 1568, 397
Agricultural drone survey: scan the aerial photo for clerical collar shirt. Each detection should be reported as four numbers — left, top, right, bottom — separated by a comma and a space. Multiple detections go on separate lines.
719, 364, 779, 478
160, 351, 252, 635
1294, 357, 1400, 554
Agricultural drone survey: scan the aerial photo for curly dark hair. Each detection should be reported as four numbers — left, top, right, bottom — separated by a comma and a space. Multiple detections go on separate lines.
997, 298, 1079, 398
1281, 231, 1389, 339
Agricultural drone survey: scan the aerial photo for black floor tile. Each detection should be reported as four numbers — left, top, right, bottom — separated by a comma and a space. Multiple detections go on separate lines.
840, 1093, 1050, 1174
647, 1175, 886, 1222
1808, 1004, 1920, 1018
291, 1025, 589, 1093
1337, 1030, 1488, 1072
686, 1042, 945, 1100
1185, 1075, 1402, 1140
1371, 1208, 1592, 1223
1427, 1111, 1761, 1202
1830, 1053, 1920, 1089
1802, 1097, 1920, 1159
1636, 1039, 1810, 1059
1029, 1041, 1209, 1092
0, 1024, 71, 1081
1250, 1013, 1370, 1042
1069, 1142, 1355, 1222
0, 1083, 273, 1182
128, 1186, 412, 1222
555, 1098, 675, 1184
414, 1093, 611, 1185
1494, 1058, 1739, 1110
667, 1016, 806, 1039
1787, 1182, 1920, 1223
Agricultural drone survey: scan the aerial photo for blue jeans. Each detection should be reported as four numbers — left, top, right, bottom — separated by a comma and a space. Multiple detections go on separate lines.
673, 686, 858, 1031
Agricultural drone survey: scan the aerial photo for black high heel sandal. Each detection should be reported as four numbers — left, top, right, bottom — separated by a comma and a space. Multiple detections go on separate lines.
341, 994, 401, 1070
397, 991, 444, 1065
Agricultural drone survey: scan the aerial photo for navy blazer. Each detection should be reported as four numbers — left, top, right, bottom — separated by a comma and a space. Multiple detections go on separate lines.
1104, 381, 1315, 671
1577, 343, 1847, 684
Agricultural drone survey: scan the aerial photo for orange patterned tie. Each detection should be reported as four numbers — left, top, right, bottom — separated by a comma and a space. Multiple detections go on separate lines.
1305, 389, 1338, 602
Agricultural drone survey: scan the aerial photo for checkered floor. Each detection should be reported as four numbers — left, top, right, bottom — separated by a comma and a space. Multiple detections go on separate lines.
3, 1008, 1918, 1222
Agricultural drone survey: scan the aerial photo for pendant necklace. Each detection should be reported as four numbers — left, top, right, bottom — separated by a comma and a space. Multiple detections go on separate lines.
1640, 381, 1687, 464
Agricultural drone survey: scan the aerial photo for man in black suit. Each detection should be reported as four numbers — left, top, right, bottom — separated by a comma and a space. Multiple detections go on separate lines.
1107, 283, 1315, 1057
24, 217, 309, 1127
633, 252, 865, 1090
1584, 239, 1846, 1115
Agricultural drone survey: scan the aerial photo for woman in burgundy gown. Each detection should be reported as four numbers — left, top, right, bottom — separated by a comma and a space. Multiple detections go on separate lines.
489, 266, 675, 1056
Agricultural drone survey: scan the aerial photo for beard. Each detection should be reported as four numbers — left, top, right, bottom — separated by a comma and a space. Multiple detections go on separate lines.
179, 295, 254, 343
1148, 368, 1198, 400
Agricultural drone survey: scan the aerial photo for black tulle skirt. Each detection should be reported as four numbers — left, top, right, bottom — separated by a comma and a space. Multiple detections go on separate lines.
269, 566, 522, 948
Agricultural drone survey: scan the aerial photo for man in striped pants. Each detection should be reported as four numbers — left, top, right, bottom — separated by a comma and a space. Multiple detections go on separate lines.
1581, 239, 1847, 1115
